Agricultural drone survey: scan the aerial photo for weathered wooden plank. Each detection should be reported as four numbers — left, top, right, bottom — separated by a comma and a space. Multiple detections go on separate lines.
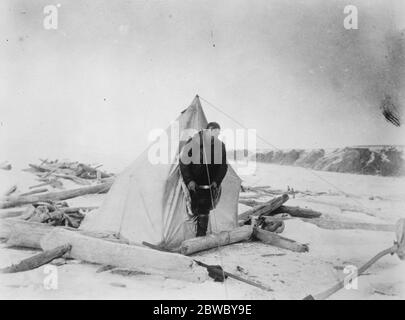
0, 219, 55, 248
299, 198, 378, 217
302, 218, 395, 232
272, 205, 322, 218
0, 208, 25, 219
180, 225, 253, 255
0, 244, 71, 273
253, 227, 309, 253
0, 218, 127, 249
238, 194, 289, 223
0, 181, 112, 209
20, 188, 49, 196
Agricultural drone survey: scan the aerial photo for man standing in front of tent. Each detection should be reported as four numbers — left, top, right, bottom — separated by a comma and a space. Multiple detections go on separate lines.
180, 122, 228, 237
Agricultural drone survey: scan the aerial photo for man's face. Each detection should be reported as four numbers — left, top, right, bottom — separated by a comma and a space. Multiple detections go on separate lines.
211, 128, 220, 138
206, 128, 220, 138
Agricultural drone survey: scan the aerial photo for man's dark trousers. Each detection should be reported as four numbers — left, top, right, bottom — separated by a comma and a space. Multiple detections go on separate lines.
191, 188, 213, 237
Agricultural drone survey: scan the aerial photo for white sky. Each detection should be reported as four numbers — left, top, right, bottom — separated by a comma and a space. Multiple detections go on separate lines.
1, 0, 404, 170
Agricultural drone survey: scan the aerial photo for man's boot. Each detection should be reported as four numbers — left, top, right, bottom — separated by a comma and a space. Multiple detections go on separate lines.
196, 214, 209, 237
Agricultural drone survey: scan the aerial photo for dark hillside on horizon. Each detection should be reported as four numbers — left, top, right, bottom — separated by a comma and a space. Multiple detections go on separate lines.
229, 146, 405, 177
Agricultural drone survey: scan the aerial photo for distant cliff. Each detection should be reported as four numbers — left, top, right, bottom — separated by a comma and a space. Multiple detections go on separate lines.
232, 146, 405, 177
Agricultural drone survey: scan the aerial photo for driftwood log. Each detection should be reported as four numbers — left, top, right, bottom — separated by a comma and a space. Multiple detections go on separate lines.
180, 225, 253, 255
271, 205, 322, 218
261, 214, 291, 222
28, 163, 49, 172
253, 227, 309, 253
76, 163, 111, 179
0, 244, 71, 273
239, 199, 322, 219
0, 218, 126, 248
40, 228, 208, 282
62, 206, 98, 213
1, 218, 207, 282
0, 181, 113, 209
302, 218, 395, 232
261, 220, 285, 233
299, 198, 378, 217
29, 179, 63, 189
54, 173, 91, 185
238, 194, 289, 224
0, 208, 26, 219
20, 188, 49, 197
0, 219, 55, 248
239, 198, 262, 207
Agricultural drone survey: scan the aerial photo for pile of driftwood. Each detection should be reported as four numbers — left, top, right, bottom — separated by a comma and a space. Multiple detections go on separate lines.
178, 185, 396, 257
1, 181, 113, 209
2, 159, 115, 206
178, 193, 319, 256
18, 201, 94, 228
25, 159, 113, 187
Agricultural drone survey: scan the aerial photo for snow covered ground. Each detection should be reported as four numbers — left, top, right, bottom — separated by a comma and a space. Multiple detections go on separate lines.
0, 162, 404, 299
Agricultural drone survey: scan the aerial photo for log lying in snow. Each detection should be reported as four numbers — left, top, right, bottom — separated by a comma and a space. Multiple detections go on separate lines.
0, 181, 113, 209
302, 218, 395, 232
28, 163, 49, 172
54, 173, 91, 185
0, 244, 71, 273
1, 218, 206, 282
262, 214, 291, 223
180, 225, 253, 255
40, 228, 208, 282
62, 206, 98, 213
0, 219, 55, 248
0, 208, 25, 219
253, 227, 309, 253
238, 194, 289, 224
299, 198, 378, 217
76, 163, 111, 179
239, 198, 263, 207
239, 200, 322, 219
29, 179, 63, 190
271, 205, 322, 218
20, 188, 49, 196
0, 218, 126, 248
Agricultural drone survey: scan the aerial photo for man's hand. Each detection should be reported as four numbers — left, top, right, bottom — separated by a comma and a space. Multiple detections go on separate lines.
188, 181, 197, 192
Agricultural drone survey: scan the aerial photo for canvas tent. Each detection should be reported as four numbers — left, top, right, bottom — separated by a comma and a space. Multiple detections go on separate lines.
80, 95, 242, 250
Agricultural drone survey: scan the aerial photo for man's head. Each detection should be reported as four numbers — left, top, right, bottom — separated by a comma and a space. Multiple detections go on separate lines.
205, 122, 221, 138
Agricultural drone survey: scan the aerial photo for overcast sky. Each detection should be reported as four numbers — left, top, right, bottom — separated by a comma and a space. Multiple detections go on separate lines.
1, 0, 404, 170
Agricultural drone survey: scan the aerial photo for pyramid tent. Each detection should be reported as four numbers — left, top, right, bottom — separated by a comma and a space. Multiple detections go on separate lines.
80, 95, 242, 250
